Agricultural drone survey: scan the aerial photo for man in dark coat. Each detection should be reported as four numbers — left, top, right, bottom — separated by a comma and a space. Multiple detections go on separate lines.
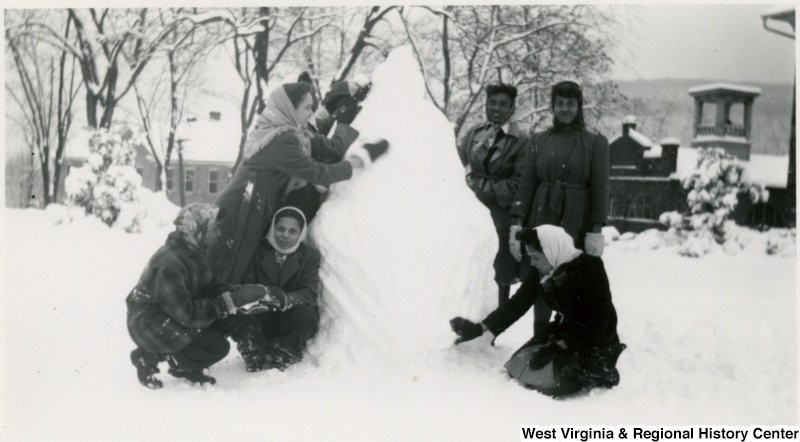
126, 203, 268, 389
457, 83, 529, 305
509, 80, 609, 335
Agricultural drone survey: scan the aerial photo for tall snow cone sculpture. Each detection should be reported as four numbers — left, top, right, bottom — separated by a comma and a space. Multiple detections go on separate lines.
309, 47, 497, 365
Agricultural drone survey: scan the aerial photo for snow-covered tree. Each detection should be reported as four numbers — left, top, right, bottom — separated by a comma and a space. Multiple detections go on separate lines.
65, 127, 146, 232
660, 147, 769, 257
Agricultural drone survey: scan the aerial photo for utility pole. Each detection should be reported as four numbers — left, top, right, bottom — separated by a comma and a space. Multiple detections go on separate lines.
177, 138, 186, 206
761, 6, 795, 227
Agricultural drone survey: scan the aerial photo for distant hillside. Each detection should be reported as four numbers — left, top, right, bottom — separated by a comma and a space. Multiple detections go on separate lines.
602, 78, 793, 156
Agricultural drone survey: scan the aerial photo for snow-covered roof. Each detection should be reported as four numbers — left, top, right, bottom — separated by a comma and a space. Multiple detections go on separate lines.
761, 5, 795, 19
643, 144, 662, 159
688, 83, 762, 97
65, 117, 238, 166
175, 116, 239, 165
660, 137, 681, 146
610, 128, 654, 148
673, 147, 789, 189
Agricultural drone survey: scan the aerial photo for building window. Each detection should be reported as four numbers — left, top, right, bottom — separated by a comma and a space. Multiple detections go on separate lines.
209, 170, 219, 194
166, 168, 174, 191
185, 169, 194, 192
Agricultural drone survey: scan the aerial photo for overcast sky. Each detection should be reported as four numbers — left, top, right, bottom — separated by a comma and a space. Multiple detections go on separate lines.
608, 4, 795, 84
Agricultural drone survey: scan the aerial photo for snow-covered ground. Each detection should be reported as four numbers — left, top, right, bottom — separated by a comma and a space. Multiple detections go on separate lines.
3, 46, 797, 440
1, 208, 796, 440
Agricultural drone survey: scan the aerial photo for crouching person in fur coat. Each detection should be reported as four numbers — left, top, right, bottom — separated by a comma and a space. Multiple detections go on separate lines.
126, 203, 269, 389
231, 206, 321, 372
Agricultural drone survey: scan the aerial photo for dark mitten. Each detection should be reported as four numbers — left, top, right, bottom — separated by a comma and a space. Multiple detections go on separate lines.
362, 139, 389, 162
449, 317, 484, 344
528, 342, 565, 370
352, 82, 372, 102
229, 284, 267, 307
323, 81, 352, 114
334, 100, 362, 124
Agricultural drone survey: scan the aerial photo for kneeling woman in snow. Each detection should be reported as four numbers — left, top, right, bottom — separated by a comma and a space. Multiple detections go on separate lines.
126, 203, 269, 389
449, 225, 625, 397
208, 81, 389, 286
231, 206, 321, 371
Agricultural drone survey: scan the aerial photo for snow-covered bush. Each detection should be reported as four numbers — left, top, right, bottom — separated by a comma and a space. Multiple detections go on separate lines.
65, 127, 146, 232
660, 147, 768, 257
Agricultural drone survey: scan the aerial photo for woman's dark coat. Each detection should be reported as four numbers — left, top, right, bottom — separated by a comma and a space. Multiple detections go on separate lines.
126, 232, 234, 354
208, 127, 356, 284
511, 127, 609, 248
483, 253, 618, 350
241, 241, 322, 308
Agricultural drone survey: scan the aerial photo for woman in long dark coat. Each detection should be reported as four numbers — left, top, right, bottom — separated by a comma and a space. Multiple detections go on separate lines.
509, 81, 610, 335
208, 82, 388, 285
450, 225, 625, 398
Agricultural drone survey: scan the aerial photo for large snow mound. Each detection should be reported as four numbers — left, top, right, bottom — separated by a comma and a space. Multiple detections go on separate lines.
310, 46, 497, 365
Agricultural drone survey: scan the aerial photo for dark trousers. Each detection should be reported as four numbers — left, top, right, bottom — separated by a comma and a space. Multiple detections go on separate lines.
228, 305, 320, 361
520, 255, 553, 335
135, 328, 230, 371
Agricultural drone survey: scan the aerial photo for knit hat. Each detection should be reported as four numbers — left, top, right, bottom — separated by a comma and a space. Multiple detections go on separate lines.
550, 81, 584, 129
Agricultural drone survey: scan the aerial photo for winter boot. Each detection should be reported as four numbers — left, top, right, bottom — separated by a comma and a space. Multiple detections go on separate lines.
267, 345, 300, 371
236, 335, 268, 372
130, 348, 163, 389
166, 357, 216, 385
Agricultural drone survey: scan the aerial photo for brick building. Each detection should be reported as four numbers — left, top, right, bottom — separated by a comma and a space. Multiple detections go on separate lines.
59, 111, 238, 207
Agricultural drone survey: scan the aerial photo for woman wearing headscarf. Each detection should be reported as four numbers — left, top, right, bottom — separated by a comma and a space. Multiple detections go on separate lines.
232, 206, 322, 372
508, 81, 610, 336
208, 82, 389, 285
449, 225, 625, 397
126, 203, 269, 389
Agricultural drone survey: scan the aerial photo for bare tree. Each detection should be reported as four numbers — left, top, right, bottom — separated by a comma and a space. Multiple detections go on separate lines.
224, 7, 333, 172
398, 5, 622, 137
4, 150, 41, 208
5, 10, 80, 205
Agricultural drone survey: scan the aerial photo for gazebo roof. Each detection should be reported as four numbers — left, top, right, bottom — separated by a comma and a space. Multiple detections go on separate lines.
687, 83, 762, 98
761, 5, 795, 23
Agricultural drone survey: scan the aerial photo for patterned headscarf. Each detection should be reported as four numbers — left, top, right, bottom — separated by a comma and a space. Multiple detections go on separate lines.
242, 85, 312, 161
173, 202, 220, 250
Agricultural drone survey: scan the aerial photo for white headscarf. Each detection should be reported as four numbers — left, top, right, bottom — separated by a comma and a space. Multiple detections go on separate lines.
265, 206, 308, 256
534, 224, 582, 282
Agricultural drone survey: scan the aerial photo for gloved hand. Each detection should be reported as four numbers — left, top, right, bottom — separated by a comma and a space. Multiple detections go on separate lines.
322, 81, 352, 114
584, 232, 604, 256
449, 317, 484, 344
352, 81, 372, 102
362, 139, 389, 162
229, 284, 268, 307
334, 100, 362, 124
528, 341, 565, 370
509, 224, 523, 262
